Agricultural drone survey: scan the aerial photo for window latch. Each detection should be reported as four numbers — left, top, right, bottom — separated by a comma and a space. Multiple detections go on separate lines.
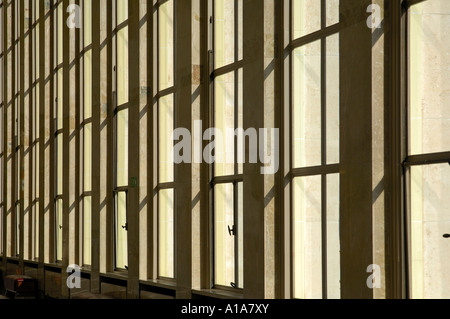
443, 234, 450, 238
230, 282, 237, 289
228, 225, 235, 236
122, 223, 128, 231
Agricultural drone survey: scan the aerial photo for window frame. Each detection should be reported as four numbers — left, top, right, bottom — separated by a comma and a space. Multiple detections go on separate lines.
287, 0, 341, 299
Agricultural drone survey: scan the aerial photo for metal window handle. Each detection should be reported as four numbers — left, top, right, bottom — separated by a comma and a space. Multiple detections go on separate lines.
59, 225, 62, 230
443, 234, 450, 238
122, 223, 128, 231
230, 282, 237, 289
228, 225, 235, 236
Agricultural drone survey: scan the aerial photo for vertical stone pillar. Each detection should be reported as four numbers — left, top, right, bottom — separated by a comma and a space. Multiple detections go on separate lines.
175, 0, 193, 299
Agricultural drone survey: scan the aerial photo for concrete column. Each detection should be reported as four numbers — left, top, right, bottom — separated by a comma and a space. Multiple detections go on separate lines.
339, 0, 373, 299
242, 0, 278, 299
175, 0, 192, 299
127, 0, 140, 299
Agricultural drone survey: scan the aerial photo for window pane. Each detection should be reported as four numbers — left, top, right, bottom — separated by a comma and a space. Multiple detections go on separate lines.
83, 196, 92, 266
326, 0, 339, 27
214, 0, 235, 69
115, 192, 127, 269
326, 34, 339, 165
159, 94, 174, 183
84, 50, 92, 119
410, 163, 450, 299
214, 72, 235, 177
326, 174, 340, 299
293, 0, 321, 40
293, 41, 321, 168
159, 0, 174, 90
117, 0, 128, 26
84, 123, 92, 192
15, 204, 20, 256
34, 203, 39, 259
116, 110, 128, 187
56, 199, 63, 261
117, 26, 128, 106
214, 183, 235, 287
409, 0, 450, 155
57, 134, 63, 195
158, 189, 174, 278
237, 182, 244, 289
293, 176, 322, 299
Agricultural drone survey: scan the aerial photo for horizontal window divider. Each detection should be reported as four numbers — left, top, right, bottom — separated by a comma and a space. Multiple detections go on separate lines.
289, 23, 341, 51
403, 152, 450, 167
404, 0, 427, 10
212, 60, 244, 79
81, 192, 93, 198
291, 164, 340, 178
212, 174, 243, 185
81, 118, 93, 126
114, 187, 129, 193
114, 20, 129, 33
114, 103, 129, 114
54, 129, 63, 136
191, 289, 244, 300
157, 182, 175, 190
80, 44, 93, 56
55, 195, 63, 201
155, 86, 177, 100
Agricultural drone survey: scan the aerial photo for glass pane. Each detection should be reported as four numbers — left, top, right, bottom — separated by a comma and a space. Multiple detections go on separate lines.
293, 176, 322, 299
83, 196, 92, 266
117, 26, 129, 106
57, 134, 63, 195
159, 94, 174, 183
326, 174, 340, 299
34, 203, 39, 259
326, 34, 339, 165
84, 123, 92, 192
214, 72, 235, 177
84, 50, 92, 119
237, 182, 244, 289
214, 183, 235, 287
158, 189, 174, 278
214, 0, 235, 69
293, 0, 321, 40
115, 192, 127, 269
84, 0, 92, 46
117, 0, 128, 26
15, 204, 20, 256
159, 0, 174, 90
56, 199, 63, 261
410, 163, 450, 299
116, 110, 128, 187
293, 41, 321, 168
326, 0, 339, 27
409, 0, 450, 155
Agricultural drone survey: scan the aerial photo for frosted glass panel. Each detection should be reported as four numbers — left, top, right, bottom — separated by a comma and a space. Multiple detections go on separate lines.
326, 0, 339, 27
214, 0, 235, 69
84, 123, 92, 192
409, 0, 450, 155
115, 192, 127, 269
214, 72, 235, 177
293, 41, 321, 168
56, 199, 63, 261
293, 0, 321, 39
83, 197, 91, 266
326, 34, 339, 165
117, 26, 129, 106
159, 0, 174, 90
326, 174, 340, 299
116, 110, 128, 187
293, 176, 322, 299
159, 94, 174, 183
410, 163, 450, 299
214, 183, 235, 287
158, 189, 174, 278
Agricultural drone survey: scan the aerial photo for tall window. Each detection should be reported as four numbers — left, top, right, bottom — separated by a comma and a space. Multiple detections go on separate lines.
13, 0, 20, 258
405, 0, 450, 299
0, 0, 3, 256
31, 0, 40, 261
113, 0, 129, 271
54, 0, 63, 262
289, 0, 340, 299
211, 0, 244, 290
156, 0, 175, 280
0, 0, 6, 256
81, 0, 92, 267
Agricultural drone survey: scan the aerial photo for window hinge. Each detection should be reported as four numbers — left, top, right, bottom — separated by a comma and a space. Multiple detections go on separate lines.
122, 223, 128, 231
228, 225, 235, 236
